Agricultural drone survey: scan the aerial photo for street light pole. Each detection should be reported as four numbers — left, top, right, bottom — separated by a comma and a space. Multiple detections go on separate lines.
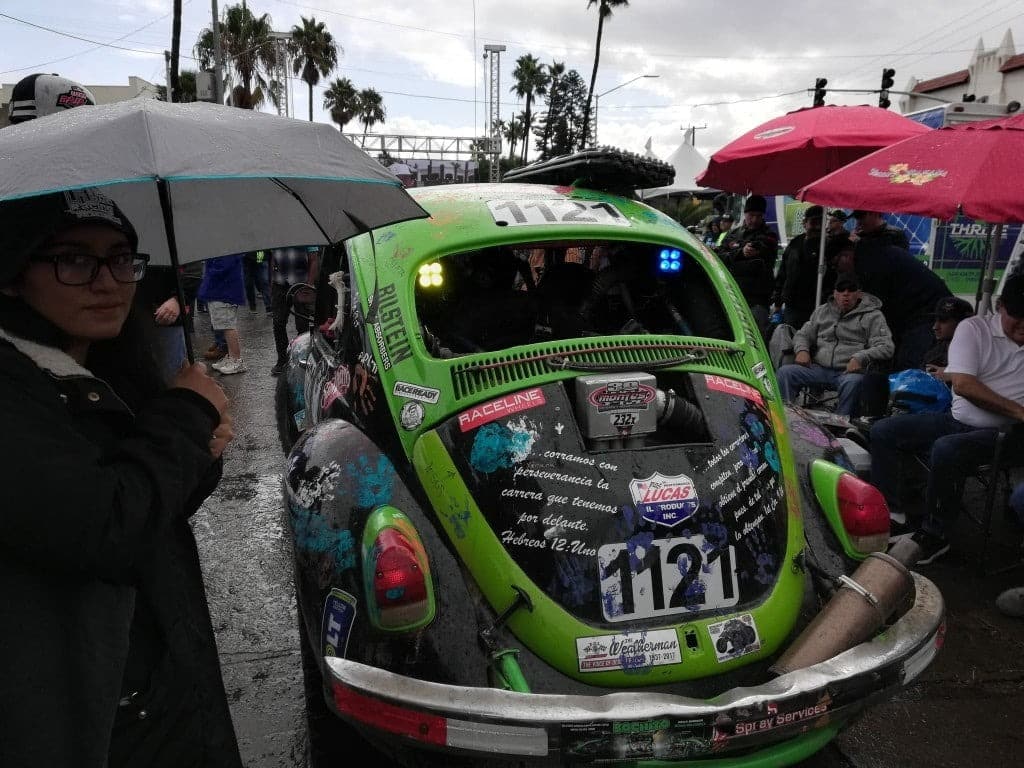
593, 74, 658, 147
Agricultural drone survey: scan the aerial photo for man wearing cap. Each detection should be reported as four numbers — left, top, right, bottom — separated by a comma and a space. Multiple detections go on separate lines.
773, 205, 824, 328
829, 231, 952, 369
717, 194, 779, 335
6, 72, 96, 125
827, 209, 849, 237
849, 210, 910, 250
876, 275, 1024, 564
776, 272, 894, 417
716, 213, 734, 247
923, 296, 974, 380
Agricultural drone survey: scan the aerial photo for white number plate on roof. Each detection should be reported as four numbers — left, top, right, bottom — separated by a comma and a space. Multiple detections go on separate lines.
487, 199, 630, 227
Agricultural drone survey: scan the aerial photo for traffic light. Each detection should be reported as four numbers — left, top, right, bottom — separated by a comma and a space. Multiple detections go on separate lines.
813, 78, 828, 108
879, 68, 895, 109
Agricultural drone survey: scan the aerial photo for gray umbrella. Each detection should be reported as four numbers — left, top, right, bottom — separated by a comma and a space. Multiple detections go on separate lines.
0, 97, 427, 266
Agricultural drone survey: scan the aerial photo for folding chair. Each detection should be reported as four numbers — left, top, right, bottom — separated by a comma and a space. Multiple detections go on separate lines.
961, 425, 1024, 574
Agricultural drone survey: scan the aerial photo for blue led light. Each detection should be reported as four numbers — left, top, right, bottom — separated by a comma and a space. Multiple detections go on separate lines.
671, 261, 681, 271
660, 260, 671, 271
658, 248, 683, 273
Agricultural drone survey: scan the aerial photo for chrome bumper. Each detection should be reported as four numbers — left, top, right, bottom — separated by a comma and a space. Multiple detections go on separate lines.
326, 574, 944, 762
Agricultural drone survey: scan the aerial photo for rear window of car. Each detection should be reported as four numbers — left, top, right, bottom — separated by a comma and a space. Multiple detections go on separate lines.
414, 240, 734, 357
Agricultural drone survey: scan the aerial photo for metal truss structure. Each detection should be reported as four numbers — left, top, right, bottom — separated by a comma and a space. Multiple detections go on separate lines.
269, 31, 293, 118
343, 133, 483, 160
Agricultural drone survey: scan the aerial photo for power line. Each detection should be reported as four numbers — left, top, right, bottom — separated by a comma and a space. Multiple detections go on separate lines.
0, 12, 178, 60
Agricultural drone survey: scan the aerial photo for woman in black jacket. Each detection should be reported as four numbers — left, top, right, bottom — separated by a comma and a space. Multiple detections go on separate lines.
0, 189, 242, 768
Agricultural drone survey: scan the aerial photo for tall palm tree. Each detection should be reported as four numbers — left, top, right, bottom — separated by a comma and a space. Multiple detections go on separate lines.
504, 114, 523, 162
357, 88, 386, 136
290, 16, 340, 122
511, 54, 549, 164
194, 3, 278, 109
538, 60, 566, 159
323, 77, 358, 131
581, 0, 630, 149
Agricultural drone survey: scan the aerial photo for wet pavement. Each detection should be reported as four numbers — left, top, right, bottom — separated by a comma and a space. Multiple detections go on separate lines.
193, 310, 1024, 768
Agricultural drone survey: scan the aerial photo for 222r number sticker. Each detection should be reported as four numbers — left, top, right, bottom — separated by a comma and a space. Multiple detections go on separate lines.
487, 199, 631, 227
599, 534, 739, 622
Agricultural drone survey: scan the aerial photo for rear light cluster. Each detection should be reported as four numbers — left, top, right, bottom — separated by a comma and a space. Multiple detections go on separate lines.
809, 460, 890, 557
361, 506, 436, 632
836, 473, 890, 554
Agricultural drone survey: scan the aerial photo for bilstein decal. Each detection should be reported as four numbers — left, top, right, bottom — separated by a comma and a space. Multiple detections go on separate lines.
371, 284, 412, 369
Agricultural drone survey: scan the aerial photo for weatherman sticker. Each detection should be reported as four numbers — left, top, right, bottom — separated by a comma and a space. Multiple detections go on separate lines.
629, 472, 700, 527
322, 588, 357, 659
576, 629, 681, 672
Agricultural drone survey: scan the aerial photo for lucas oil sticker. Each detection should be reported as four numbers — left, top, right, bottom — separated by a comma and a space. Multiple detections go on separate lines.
707, 613, 761, 663
576, 629, 681, 673
322, 588, 357, 658
629, 472, 700, 527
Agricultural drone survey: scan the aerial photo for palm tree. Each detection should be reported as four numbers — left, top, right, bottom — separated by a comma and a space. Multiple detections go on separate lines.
357, 88, 386, 136
290, 16, 340, 122
537, 60, 566, 159
581, 0, 630, 149
504, 114, 523, 162
194, 3, 278, 109
510, 54, 549, 163
323, 77, 358, 131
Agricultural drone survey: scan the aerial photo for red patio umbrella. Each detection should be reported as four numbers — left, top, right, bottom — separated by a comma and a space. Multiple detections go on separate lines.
798, 114, 1024, 311
696, 105, 931, 195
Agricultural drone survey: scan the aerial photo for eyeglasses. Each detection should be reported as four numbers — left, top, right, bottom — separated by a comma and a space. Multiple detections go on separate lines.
32, 251, 149, 286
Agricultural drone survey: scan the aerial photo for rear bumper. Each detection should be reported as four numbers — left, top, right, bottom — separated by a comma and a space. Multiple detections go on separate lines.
326, 574, 944, 764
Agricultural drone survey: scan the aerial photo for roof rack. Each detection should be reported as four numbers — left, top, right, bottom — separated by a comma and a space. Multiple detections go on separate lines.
501, 147, 674, 194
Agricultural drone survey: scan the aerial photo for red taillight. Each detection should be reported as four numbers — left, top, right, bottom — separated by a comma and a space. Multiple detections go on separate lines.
837, 473, 890, 553
374, 528, 428, 605
333, 682, 447, 745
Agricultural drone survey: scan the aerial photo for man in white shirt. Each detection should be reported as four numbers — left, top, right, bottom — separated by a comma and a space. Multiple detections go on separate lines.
870, 274, 1024, 564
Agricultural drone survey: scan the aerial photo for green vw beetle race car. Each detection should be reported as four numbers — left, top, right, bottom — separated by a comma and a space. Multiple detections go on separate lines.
276, 151, 944, 767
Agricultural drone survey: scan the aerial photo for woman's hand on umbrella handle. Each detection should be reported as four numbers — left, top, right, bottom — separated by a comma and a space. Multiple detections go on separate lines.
154, 297, 181, 325
210, 413, 234, 459
173, 362, 229, 416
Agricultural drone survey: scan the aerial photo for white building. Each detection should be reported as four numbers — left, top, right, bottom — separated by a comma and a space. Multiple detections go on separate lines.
0, 75, 159, 127
899, 29, 1024, 113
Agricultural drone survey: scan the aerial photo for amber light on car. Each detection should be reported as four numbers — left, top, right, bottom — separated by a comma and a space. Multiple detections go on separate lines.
836, 473, 891, 553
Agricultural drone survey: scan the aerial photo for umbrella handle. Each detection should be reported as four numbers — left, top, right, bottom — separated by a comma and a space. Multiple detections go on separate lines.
157, 179, 195, 364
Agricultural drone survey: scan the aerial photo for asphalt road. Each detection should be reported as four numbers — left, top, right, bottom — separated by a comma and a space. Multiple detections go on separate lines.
192, 310, 1024, 768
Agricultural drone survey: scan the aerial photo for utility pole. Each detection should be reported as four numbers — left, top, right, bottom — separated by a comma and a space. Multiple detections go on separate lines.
686, 124, 707, 148
211, 0, 224, 104
484, 44, 505, 183
164, 51, 173, 102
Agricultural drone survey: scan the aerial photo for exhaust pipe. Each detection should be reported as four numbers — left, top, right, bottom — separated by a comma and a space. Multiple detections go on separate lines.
770, 548, 918, 676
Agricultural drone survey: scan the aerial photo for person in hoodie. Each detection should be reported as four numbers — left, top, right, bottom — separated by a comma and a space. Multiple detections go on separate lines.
775, 271, 894, 417
0, 188, 243, 768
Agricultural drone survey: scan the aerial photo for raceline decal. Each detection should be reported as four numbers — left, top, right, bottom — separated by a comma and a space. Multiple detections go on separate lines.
458, 387, 546, 432
486, 199, 631, 228
587, 380, 656, 412
370, 284, 412, 369
629, 472, 700, 528
392, 381, 440, 404
576, 629, 681, 673
322, 588, 357, 658
704, 374, 764, 408
707, 613, 761, 663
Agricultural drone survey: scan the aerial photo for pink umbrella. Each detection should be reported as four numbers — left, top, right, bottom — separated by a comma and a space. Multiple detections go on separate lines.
696, 105, 931, 195
799, 114, 1024, 311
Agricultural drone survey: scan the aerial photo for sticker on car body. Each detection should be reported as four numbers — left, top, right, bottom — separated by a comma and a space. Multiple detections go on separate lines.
599, 534, 739, 622
707, 613, 761, 663
392, 381, 440, 404
576, 628, 681, 672
629, 472, 700, 528
487, 199, 631, 227
322, 588, 357, 658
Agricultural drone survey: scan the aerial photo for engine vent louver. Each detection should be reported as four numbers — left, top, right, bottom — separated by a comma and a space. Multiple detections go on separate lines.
449, 338, 749, 400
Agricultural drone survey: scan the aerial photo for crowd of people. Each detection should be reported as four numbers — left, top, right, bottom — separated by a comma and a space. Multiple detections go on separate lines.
707, 196, 1024, 603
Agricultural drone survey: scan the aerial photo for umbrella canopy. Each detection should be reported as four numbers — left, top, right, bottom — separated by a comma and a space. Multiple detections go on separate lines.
0, 97, 427, 266
797, 114, 1024, 222
697, 105, 931, 195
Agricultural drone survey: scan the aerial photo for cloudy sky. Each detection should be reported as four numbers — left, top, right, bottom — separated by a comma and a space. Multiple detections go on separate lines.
2, 0, 1022, 164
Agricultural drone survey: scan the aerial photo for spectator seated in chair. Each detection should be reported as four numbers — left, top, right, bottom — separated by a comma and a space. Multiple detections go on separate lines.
775, 272, 894, 418
873, 275, 1024, 565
